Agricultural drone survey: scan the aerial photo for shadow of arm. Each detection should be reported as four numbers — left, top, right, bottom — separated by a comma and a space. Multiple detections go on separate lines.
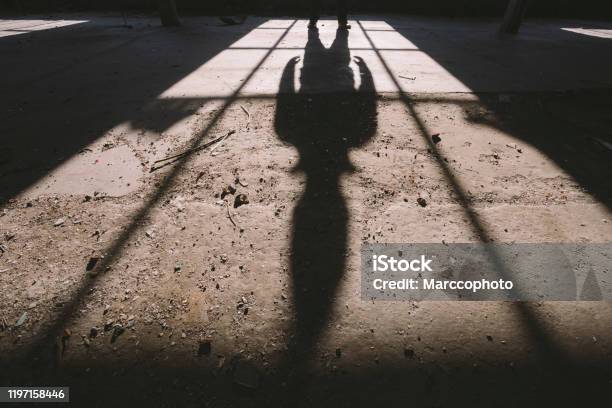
275, 57, 300, 139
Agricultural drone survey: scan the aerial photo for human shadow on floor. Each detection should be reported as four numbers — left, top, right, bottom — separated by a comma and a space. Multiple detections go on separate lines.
274, 28, 377, 364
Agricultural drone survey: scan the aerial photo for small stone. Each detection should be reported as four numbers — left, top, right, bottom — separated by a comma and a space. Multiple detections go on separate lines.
221, 185, 236, 199
89, 327, 99, 338
104, 320, 114, 331
53, 218, 65, 227
486, 335, 493, 342
431, 133, 442, 144
110, 324, 125, 343
417, 197, 427, 207
15, 312, 27, 327
86, 257, 99, 272
404, 347, 415, 359
234, 194, 249, 208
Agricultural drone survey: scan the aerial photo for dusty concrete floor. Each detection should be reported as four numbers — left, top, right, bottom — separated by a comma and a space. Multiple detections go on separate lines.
1, 13, 612, 407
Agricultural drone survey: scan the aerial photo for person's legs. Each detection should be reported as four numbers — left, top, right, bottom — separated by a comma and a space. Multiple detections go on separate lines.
336, 0, 350, 29
309, 0, 321, 28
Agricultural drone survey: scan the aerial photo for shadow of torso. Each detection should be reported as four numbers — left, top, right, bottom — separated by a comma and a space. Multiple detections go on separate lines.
274, 28, 377, 357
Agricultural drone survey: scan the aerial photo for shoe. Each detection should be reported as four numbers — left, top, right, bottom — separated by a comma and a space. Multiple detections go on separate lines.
338, 22, 351, 30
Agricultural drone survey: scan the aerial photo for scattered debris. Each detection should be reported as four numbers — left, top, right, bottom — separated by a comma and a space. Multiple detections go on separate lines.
210, 130, 236, 156
431, 133, 442, 144
60, 329, 71, 355
111, 324, 125, 343
592, 137, 612, 152
198, 339, 212, 356
233, 360, 259, 389
104, 320, 114, 331
234, 194, 249, 208
86, 257, 99, 272
101, 141, 115, 151
54, 218, 65, 227
417, 197, 427, 207
221, 185, 236, 199
236, 177, 249, 187
399, 75, 416, 80
151, 130, 236, 171
226, 201, 237, 227
240, 105, 251, 126
15, 312, 28, 327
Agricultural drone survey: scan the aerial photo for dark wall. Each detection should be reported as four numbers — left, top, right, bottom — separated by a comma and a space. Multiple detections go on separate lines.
2, 0, 612, 19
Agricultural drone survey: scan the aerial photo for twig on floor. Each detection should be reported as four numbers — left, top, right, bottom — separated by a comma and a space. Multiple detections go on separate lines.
240, 105, 251, 126
210, 131, 233, 155
151, 130, 236, 171
226, 201, 237, 227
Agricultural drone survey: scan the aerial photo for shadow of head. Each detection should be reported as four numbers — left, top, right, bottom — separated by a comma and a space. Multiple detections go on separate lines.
273, 28, 377, 351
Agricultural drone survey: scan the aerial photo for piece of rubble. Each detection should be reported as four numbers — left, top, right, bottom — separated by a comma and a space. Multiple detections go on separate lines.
417, 197, 427, 207
111, 324, 125, 343
234, 194, 249, 208
404, 347, 415, 359
53, 218, 65, 227
104, 320, 114, 331
86, 257, 99, 272
221, 185, 237, 199
15, 312, 28, 327
198, 339, 212, 356
233, 360, 259, 389
431, 134, 442, 144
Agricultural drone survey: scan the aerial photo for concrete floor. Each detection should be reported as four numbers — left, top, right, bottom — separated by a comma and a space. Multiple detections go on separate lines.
1, 13, 612, 407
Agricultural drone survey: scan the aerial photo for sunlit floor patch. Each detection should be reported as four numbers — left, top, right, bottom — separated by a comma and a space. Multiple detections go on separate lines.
0, 18, 87, 38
